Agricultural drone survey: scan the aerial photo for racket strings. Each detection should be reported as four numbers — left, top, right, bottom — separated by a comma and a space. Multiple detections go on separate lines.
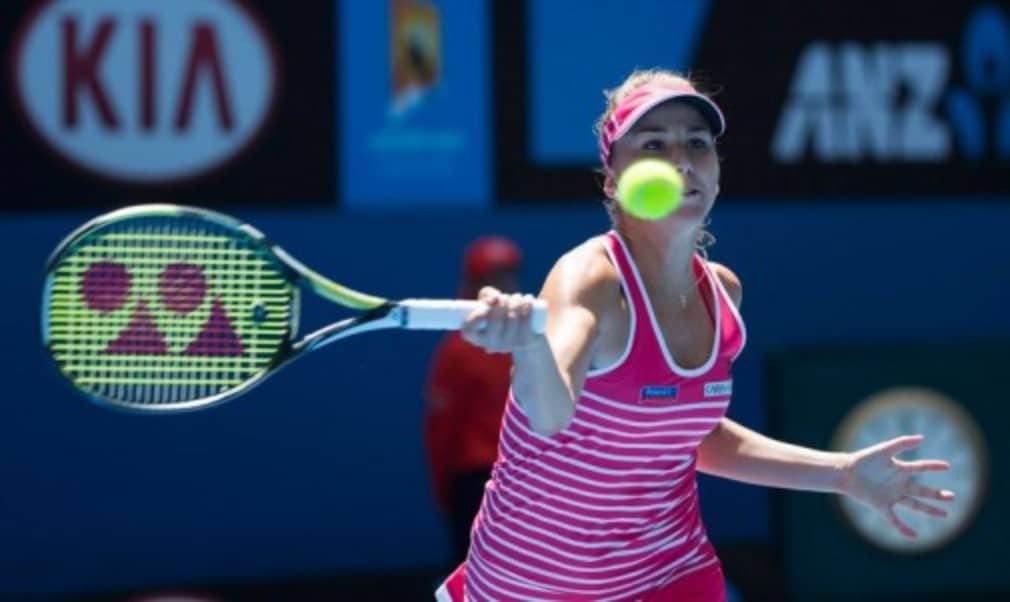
46, 215, 294, 408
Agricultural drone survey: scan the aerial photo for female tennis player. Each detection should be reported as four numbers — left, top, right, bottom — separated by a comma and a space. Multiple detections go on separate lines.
435, 69, 955, 602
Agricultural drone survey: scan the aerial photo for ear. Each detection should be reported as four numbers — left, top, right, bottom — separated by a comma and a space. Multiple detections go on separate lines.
603, 168, 617, 199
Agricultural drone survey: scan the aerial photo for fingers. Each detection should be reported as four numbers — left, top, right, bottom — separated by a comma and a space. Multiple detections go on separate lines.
461, 299, 493, 335
897, 496, 948, 518
881, 434, 925, 454
896, 459, 950, 473
462, 287, 503, 333
461, 291, 542, 353
885, 507, 917, 539
493, 294, 522, 343
877, 480, 955, 539
907, 482, 956, 502
483, 294, 507, 337
477, 286, 500, 304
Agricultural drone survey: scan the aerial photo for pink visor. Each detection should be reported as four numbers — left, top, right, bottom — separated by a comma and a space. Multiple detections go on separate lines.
599, 78, 725, 165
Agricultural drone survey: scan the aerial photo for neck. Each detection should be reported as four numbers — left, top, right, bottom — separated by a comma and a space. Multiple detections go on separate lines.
618, 221, 700, 300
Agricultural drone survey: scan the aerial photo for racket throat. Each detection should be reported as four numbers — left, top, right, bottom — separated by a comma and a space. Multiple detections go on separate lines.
296, 303, 401, 354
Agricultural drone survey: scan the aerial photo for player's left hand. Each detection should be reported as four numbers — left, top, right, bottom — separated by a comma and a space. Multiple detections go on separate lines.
839, 434, 955, 538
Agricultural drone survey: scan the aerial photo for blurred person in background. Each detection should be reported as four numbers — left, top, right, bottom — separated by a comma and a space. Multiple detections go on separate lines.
435, 69, 955, 602
424, 235, 524, 567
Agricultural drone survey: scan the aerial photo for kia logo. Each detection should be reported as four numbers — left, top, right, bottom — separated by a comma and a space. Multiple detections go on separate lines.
11, 0, 279, 184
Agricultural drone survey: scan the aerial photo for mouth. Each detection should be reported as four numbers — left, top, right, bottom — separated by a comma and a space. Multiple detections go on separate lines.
683, 188, 702, 199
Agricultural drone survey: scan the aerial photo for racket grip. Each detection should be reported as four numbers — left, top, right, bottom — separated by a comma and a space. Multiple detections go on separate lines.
399, 298, 548, 333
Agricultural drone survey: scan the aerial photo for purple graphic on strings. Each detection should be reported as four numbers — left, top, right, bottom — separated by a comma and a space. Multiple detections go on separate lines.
105, 299, 168, 354
80, 261, 131, 313
80, 259, 244, 356
185, 299, 245, 356
159, 262, 208, 313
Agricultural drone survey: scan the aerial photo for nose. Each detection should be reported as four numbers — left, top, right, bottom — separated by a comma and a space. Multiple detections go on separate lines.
665, 145, 693, 175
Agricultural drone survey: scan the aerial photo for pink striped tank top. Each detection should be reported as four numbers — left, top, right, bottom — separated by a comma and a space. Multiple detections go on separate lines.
460, 231, 747, 601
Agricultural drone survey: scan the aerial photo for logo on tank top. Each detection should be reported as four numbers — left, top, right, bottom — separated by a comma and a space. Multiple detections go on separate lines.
704, 380, 733, 397
639, 385, 679, 403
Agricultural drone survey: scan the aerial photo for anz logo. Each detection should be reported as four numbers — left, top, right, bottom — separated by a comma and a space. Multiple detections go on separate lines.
773, 5, 1010, 163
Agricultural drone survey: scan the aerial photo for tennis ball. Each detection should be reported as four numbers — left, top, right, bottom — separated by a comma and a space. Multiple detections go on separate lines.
616, 159, 684, 220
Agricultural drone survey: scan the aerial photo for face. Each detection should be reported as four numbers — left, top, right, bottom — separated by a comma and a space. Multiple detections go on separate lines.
607, 101, 720, 222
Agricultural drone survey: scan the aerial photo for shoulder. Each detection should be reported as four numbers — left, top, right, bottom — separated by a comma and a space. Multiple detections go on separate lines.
546, 236, 621, 306
537, 236, 623, 334
707, 261, 742, 308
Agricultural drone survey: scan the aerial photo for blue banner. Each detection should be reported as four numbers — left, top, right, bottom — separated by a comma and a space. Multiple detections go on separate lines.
528, 0, 711, 165
340, 0, 490, 209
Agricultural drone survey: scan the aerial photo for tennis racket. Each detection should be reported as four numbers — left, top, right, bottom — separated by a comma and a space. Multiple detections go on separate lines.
42, 204, 545, 413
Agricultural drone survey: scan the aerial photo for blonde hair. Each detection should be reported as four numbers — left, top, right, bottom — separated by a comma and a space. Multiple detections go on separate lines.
594, 68, 718, 255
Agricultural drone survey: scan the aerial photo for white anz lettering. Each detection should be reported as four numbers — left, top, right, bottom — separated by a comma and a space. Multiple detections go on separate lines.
772, 43, 950, 163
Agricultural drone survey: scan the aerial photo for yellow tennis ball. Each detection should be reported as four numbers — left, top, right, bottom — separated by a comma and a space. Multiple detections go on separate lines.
616, 159, 684, 220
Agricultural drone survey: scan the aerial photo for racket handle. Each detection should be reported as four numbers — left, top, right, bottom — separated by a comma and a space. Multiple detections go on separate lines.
399, 298, 548, 333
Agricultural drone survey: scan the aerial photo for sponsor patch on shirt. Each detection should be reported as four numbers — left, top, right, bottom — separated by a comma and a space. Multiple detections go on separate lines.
639, 385, 679, 403
704, 380, 733, 397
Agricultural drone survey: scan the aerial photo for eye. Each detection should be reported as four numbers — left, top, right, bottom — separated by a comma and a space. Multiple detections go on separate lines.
642, 138, 665, 151
688, 137, 712, 150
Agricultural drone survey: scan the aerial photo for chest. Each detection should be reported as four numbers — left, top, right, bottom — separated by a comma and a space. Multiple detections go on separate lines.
593, 289, 716, 372
653, 297, 716, 370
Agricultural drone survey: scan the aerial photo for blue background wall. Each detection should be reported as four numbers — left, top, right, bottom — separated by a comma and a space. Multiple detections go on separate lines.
3, 0, 1010, 599
3, 201, 1009, 597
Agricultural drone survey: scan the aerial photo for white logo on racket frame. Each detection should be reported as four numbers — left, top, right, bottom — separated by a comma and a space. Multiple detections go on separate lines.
11, 0, 279, 184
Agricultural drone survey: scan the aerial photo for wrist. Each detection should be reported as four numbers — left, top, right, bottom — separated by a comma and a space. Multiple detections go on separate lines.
511, 334, 551, 359
832, 452, 856, 495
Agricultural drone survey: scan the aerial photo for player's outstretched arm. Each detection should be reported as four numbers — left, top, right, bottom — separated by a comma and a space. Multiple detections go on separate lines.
698, 419, 955, 537
461, 244, 614, 436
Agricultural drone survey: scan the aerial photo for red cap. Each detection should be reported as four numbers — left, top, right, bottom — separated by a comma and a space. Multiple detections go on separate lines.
463, 236, 521, 280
